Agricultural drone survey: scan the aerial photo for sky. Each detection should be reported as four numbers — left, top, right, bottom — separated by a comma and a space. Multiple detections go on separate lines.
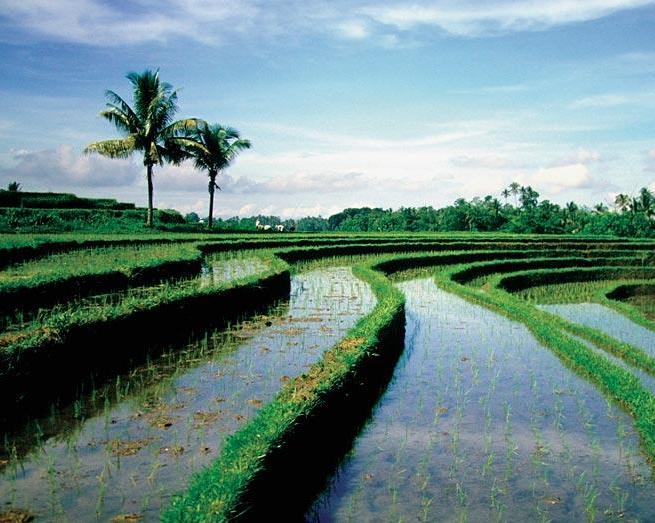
0, 0, 654, 219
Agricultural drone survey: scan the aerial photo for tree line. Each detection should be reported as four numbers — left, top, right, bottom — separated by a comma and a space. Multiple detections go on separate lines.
197, 183, 655, 237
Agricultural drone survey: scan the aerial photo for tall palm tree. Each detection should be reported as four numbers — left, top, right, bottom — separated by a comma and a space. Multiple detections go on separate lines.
180, 123, 251, 228
85, 69, 199, 227
508, 182, 521, 207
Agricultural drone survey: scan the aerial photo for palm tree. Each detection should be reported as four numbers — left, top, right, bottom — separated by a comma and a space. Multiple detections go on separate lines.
501, 188, 510, 202
508, 182, 521, 207
85, 69, 199, 227
614, 193, 632, 213
180, 123, 251, 228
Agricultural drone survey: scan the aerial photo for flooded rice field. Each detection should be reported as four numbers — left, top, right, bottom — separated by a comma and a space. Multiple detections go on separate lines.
199, 251, 270, 286
0, 252, 269, 333
541, 303, 655, 358
309, 279, 655, 522
0, 267, 374, 521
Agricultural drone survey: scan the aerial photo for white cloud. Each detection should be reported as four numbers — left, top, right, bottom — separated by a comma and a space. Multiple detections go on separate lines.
358, 1, 655, 37
645, 148, 655, 173
3, 0, 653, 46
569, 94, 629, 108
0, 0, 259, 46
450, 153, 512, 169
0, 145, 141, 189
525, 163, 614, 195
336, 20, 369, 39
452, 84, 529, 95
551, 148, 602, 166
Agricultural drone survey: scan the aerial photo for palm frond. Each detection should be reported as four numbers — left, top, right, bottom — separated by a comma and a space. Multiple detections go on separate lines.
85, 136, 137, 159
104, 90, 139, 128
162, 118, 205, 138
99, 106, 137, 135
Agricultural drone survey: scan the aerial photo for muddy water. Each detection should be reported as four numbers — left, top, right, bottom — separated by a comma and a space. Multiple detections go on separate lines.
309, 279, 655, 522
0, 267, 375, 522
541, 303, 655, 357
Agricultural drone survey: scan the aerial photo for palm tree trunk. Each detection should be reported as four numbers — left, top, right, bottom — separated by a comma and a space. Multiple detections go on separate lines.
146, 164, 154, 227
208, 173, 216, 229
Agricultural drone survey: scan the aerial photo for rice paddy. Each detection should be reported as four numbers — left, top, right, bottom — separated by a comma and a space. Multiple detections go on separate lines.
0, 266, 373, 520
1, 233, 654, 521
310, 280, 655, 521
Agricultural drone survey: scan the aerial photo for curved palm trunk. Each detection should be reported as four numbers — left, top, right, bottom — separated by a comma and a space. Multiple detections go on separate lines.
146, 163, 154, 227
208, 172, 217, 229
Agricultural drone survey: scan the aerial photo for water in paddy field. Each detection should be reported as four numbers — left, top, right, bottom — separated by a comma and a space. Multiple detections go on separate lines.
0, 267, 375, 522
540, 303, 655, 358
0, 252, 268, 333
199, 252, 270, 285
309, 279, 655, 522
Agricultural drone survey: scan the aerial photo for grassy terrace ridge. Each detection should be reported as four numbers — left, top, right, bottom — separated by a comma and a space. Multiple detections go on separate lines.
0, 243, 204, 312
4, 236, 649, 316
163, 260, 406, 522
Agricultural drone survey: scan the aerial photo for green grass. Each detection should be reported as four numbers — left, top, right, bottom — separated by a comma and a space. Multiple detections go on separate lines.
0, 242, 200, 283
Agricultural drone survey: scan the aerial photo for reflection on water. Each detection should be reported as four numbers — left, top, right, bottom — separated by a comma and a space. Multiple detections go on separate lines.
199, 252, 270, 286
309, 279, 655, 522
541, 303, 655, 358
0, 267, 375, 521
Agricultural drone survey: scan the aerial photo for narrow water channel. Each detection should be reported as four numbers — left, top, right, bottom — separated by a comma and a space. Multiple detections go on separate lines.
309, 278, 655, 521
0, 266, 375, 521
541, 303, 655, 357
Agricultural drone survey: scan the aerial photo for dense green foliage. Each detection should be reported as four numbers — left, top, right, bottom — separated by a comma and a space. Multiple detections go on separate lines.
2, 183, 654, 236
0, 190, 135, 210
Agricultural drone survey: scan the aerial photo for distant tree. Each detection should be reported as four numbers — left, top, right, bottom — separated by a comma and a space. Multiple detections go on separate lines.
508, 181, 521, 206
7, 181, 21, 192
614, 193, 632, 213
185, 212, 200, 223
519, 185, 539, 210
85, 69, 200, 226
636, 187, 655, 220
179, 123, 251, 229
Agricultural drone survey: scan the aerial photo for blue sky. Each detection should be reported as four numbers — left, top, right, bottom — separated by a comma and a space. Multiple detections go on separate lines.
1, 0, 655, 218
